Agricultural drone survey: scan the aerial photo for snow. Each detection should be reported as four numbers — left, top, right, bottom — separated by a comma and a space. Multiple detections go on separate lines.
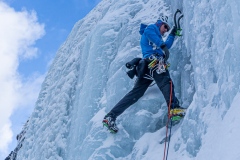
12, 0, 240, 159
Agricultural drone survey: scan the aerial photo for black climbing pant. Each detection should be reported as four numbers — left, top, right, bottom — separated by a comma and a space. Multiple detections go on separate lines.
109, 69, 179, 118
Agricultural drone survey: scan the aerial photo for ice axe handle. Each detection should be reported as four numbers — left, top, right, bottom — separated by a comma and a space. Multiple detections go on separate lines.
177, 15, 184, 29
174, 9, 182, 28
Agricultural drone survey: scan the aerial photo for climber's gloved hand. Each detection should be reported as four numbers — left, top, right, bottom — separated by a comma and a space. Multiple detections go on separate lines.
161, 44, 170, 61
170, 26, 177, 36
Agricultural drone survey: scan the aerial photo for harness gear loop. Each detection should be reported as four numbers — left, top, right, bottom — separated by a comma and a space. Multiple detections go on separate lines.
148, 56, 169, 72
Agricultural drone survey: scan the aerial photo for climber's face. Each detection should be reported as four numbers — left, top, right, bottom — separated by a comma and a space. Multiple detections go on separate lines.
160, 23, 169, 35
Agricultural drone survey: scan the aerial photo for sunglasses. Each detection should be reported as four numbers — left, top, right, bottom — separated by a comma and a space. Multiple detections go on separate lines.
163, 24, 170, 31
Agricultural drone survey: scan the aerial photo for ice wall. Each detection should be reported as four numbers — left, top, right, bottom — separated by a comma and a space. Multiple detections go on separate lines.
15, 0, 240, 160
176, 0, 240, 159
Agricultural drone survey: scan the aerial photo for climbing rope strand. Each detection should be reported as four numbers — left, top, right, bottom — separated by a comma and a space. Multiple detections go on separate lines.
162, 81, 173, 160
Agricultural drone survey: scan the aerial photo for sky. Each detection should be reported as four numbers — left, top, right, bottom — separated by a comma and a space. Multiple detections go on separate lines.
0, 0, 101, 159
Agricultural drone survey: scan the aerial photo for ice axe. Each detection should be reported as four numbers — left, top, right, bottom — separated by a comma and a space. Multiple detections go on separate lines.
174, 9, 184, 36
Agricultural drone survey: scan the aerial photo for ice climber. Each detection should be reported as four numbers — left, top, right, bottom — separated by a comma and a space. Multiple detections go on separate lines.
103, 14, 185, 133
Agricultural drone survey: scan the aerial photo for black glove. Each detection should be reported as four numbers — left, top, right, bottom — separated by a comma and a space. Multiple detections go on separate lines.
170, 26, 177, 36
161, 44, 170, 61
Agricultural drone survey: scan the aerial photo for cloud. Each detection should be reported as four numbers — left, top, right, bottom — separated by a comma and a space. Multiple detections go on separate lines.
0, 1, 45, 158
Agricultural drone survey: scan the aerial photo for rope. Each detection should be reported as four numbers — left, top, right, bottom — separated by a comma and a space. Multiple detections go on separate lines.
166, 117, 173, 160
162, 81, 173, 160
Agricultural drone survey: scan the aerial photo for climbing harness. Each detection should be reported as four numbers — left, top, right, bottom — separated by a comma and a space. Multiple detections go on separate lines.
144, 54, 170, 80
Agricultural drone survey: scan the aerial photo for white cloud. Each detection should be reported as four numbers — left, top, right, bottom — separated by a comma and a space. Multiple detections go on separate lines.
0, 1, 45, 158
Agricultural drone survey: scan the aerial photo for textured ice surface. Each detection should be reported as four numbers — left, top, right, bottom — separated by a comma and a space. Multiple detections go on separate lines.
16, 0, 240, 159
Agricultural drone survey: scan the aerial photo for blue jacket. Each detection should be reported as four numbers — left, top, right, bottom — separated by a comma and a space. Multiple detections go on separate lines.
140, 24, 175, 58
